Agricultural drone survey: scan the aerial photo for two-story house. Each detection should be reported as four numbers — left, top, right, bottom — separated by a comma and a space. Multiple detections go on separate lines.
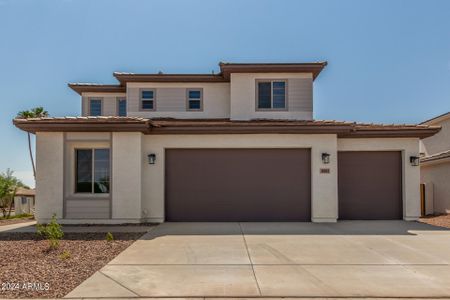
420, 112, 450, 215
14, 62, 440, 224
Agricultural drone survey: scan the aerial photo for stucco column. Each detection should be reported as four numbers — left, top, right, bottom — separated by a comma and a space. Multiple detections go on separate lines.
311, 135, 338, 222
35, 132, 64, 222
112, 132, 142, 220
403, 144, 421, 220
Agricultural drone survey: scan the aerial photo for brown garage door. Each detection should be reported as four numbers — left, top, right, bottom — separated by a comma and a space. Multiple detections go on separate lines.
165, 149, 311, 222
338, 151, 402, 220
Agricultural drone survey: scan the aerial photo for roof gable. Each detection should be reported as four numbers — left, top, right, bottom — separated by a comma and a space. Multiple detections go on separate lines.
421, 112, 450, 125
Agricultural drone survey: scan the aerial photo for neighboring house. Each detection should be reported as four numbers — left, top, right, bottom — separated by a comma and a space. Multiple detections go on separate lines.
13, 62, 440, 224
14, 187, 35, 215
420, 112, 450, 215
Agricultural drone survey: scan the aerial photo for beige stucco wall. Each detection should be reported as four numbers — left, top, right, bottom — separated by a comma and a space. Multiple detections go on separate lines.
338, 138, 421, 220
141, 134, 338, 223
421, 159, 450, 214
81, 92, 126, 116
126, 82, 230, 119
34, 131, 422, 223
421, 117, 450, 155
111, 132, 142, 220
35, 132, 64, 222
230, 73, 313, 120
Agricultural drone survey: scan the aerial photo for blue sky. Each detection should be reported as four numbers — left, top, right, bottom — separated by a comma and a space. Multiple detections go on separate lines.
0, 0, 449, 187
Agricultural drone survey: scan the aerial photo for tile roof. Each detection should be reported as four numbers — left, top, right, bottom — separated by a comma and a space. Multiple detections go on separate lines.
69, 61, 329, 93
420, 112, 450, 125
13, 117, 441, 138
15, 187, 35, 197
421, 149, 450, 163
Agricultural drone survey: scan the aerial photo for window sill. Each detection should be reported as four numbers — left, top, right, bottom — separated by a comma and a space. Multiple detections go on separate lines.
66, 194, 110, 201
255, 108, 289, 112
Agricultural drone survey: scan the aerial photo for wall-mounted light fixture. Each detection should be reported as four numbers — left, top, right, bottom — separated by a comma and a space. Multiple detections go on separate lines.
410, 156, 420, 166
148, 153, 156, 165
322, 153, 331, 164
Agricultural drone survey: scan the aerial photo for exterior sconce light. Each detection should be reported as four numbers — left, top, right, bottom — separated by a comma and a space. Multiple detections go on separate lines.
148, 153, 156, 165
410, 156, 420, 166
322, 153, 331, 164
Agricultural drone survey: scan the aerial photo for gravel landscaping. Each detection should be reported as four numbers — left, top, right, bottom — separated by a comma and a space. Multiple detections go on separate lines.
420, 214, 450, 229
0, 231, 143, 298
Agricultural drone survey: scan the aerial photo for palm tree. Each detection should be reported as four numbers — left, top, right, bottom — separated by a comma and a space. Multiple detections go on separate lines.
16, 107, 49, 181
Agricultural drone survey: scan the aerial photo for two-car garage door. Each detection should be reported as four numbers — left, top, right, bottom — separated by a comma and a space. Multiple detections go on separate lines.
165, 149, 311, 221
165, 149, 403, 221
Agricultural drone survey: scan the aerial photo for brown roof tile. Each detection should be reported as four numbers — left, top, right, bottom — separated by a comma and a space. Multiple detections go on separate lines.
421, 149, 450, 163
15, 187, 35, 197
13, 117, 441, 139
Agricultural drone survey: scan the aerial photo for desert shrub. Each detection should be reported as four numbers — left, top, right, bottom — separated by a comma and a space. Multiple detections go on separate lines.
106, 232, 114, 242
37, 214, 64, 249
60, 250, 71, 260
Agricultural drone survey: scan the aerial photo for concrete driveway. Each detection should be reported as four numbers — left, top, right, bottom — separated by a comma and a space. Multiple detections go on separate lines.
66, 221, 450, 298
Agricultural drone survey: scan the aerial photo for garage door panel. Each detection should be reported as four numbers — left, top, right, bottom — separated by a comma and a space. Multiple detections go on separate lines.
165, 149, 311, 222
338, 151, 402, 220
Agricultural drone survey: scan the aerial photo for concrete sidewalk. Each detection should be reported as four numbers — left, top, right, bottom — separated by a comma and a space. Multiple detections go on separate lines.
66, 221, 450, 298
0, 220, 153, 233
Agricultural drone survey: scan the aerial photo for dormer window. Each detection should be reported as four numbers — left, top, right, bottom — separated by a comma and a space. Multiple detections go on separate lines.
187, 89, 203, 111
256, 80, 287, 110
140, 89, 156, 111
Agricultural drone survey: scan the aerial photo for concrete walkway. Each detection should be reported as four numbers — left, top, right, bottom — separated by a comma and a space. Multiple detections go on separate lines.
66, 221, 450, 298
0, 220, 153, 233
0, 220, 36, 232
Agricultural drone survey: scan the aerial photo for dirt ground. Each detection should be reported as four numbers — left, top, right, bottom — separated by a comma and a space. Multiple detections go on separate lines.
0, 232, 142, 298
419, 214, 450, 229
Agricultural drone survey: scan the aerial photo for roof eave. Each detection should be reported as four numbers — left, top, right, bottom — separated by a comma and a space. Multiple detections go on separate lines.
344, 128, 441, 139
219, 62, 328, 80
68, 84, 126, 95
148, 125, 351, 135
13, 118, 441, 139
13, 119, 149, 134
113, 74, 227, 85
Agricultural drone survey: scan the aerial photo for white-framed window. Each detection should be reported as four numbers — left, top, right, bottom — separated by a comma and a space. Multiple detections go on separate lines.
140, 89, 156, 111
256, 80, 287, 110
187, 89, 203, 111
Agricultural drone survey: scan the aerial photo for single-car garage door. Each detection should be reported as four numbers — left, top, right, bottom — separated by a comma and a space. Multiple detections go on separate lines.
338, 151, 402, 220
165, 149, 311, 222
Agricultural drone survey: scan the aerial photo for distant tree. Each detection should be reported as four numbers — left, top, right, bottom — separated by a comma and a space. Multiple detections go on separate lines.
16, 107, 49, 181
0, 169, 27, 218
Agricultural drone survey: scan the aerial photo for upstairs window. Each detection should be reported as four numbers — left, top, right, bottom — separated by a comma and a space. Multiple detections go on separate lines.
89, 99, 102, 116
141, 90, 155, 110
187, 89, 203, 111
117, 98, 127, 116
76, 149, 110, 194
256, 80, 287, 110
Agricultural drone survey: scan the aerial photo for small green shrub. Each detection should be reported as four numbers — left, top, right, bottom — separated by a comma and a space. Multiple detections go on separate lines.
106, 232, 114, 242
37, 214, 64, 249
60, 250, 71, 260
